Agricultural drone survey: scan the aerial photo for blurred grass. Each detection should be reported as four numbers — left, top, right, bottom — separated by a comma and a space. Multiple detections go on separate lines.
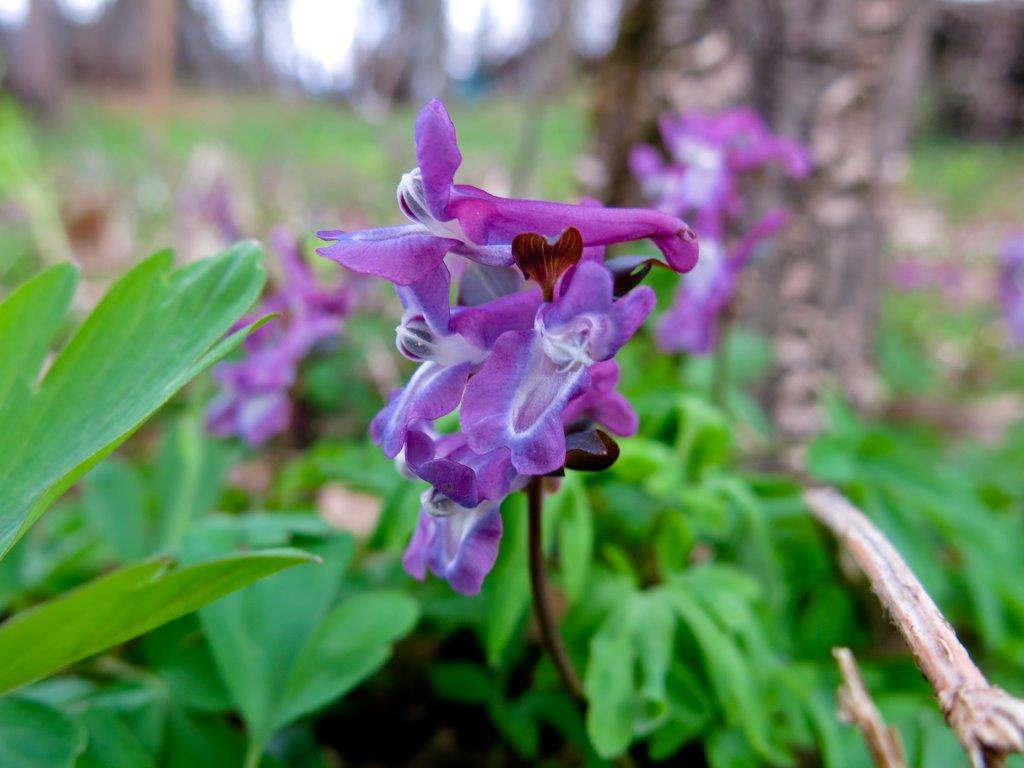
36, 93, 588, 221
908, 130, 1024, 223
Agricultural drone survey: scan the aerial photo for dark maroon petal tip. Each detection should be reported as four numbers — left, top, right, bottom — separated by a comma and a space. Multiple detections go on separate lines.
512, 227, 585, 302
563, 428, 620, 472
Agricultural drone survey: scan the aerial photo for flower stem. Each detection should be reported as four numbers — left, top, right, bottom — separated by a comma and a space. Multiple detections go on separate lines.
711, 305, 734, 409
527, 476, 584, 701
527, 478, 639, 768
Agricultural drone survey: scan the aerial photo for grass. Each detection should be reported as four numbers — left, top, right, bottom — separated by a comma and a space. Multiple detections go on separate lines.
908, 129, 1024, 225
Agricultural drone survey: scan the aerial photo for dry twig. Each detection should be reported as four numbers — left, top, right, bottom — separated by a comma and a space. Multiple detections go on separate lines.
833, 646, 906, 768
805, 487, 1024, 768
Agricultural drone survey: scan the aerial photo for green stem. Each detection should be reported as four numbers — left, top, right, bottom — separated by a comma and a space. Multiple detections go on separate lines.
243, 741, 262, 768
711, 305, 734, 409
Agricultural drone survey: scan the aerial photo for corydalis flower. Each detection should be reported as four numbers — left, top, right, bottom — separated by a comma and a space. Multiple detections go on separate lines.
1001, 236, 1024, 345
390, 233, 650, 594
318, 99, 690, 595
317, 98, 698, 286
630, 107, 810, 228
207, 229, 350, 444
657, 211, 787, 354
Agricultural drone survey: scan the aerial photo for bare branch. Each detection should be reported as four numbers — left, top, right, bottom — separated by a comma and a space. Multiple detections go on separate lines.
833, 646, 906, 768
805, 487, 1024, 768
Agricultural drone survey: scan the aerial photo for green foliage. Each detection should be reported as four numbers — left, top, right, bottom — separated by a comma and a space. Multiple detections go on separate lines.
0, 244, 266, 559
180, 516, 419, 763
0, 550, 314, 695
0, 697, 86, 767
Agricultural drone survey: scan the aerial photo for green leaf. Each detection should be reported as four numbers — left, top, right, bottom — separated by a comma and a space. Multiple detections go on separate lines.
162, 705, 248, 768
482, 493, 531, 666
82, 459, 150, 562
0, 262, 76, 405
584, 589, 675, 758
551, 474, 593, 603
428, 662, 495, 704
0, 696, 86, 768
277, 589, 419, 728
137, 616, 233, 713
0, 244, 266, 559
666, 582, 788, 765
74, 706, 157, 768
0, 548, 313, 694
153, 413, 232, 551
183, 522, 355, 753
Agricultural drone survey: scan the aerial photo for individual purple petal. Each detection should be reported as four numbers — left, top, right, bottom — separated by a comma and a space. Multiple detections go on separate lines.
404, 428, 480, 506
404, 428, 519, 508
371, 361, 474, 457
414, 98, 463, 220
450, 286, 543, 350
542, 261, 656, 362
562, 360, 638, 436
402, 501, 503, 596
396, 264, 453, 335
316, 225, 459, 285
445, 186, 699, 273
457, 262, 527, 305
462, 330, 590, 475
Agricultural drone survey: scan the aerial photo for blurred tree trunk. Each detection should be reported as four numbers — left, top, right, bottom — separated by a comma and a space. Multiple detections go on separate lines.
145, 0, 177, 107
9, 0, 64, 115
405, 0, 447, 104
590, 0, 936, 443
511, 0, 576, 194
252, 0, 271, 89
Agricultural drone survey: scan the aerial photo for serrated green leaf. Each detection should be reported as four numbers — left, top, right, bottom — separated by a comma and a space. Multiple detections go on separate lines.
0, 244, 266, 559
0, 548, 313, 694
584, 589, 674, 758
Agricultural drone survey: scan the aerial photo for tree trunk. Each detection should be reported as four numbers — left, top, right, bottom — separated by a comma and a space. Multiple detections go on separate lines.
145, 0, 177, 107
9, 0, 64, 115
589, 0, 936, 443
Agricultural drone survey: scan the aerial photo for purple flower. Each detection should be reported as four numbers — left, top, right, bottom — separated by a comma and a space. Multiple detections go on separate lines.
1001, 236, 1024, 345
657, 211, 787, 355
400, 426, 527, 595
318, 100, 688, 595
317, 99, 698, 285
206, 229, 350, 445
630, 107, 810, 228
371, 264, 543, 458
462, 260, 654, 475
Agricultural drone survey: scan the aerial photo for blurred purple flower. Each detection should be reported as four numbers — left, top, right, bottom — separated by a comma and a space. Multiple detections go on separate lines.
632, 107, 808, 355
207, 229, 350, 445
630, 108, 810, 227
657, 211, 787, 354
318, 101, 687, 594
1001, 236, 1024, 345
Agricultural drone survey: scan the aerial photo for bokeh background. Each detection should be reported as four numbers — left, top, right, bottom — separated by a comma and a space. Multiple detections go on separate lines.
3, 2, 1024, 767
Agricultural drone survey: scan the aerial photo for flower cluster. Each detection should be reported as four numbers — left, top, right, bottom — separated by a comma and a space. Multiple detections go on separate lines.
318, 99, 698, 594
630, 108, 810, 354
207, 229, 351, 445
1001, 236, 1024, 346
